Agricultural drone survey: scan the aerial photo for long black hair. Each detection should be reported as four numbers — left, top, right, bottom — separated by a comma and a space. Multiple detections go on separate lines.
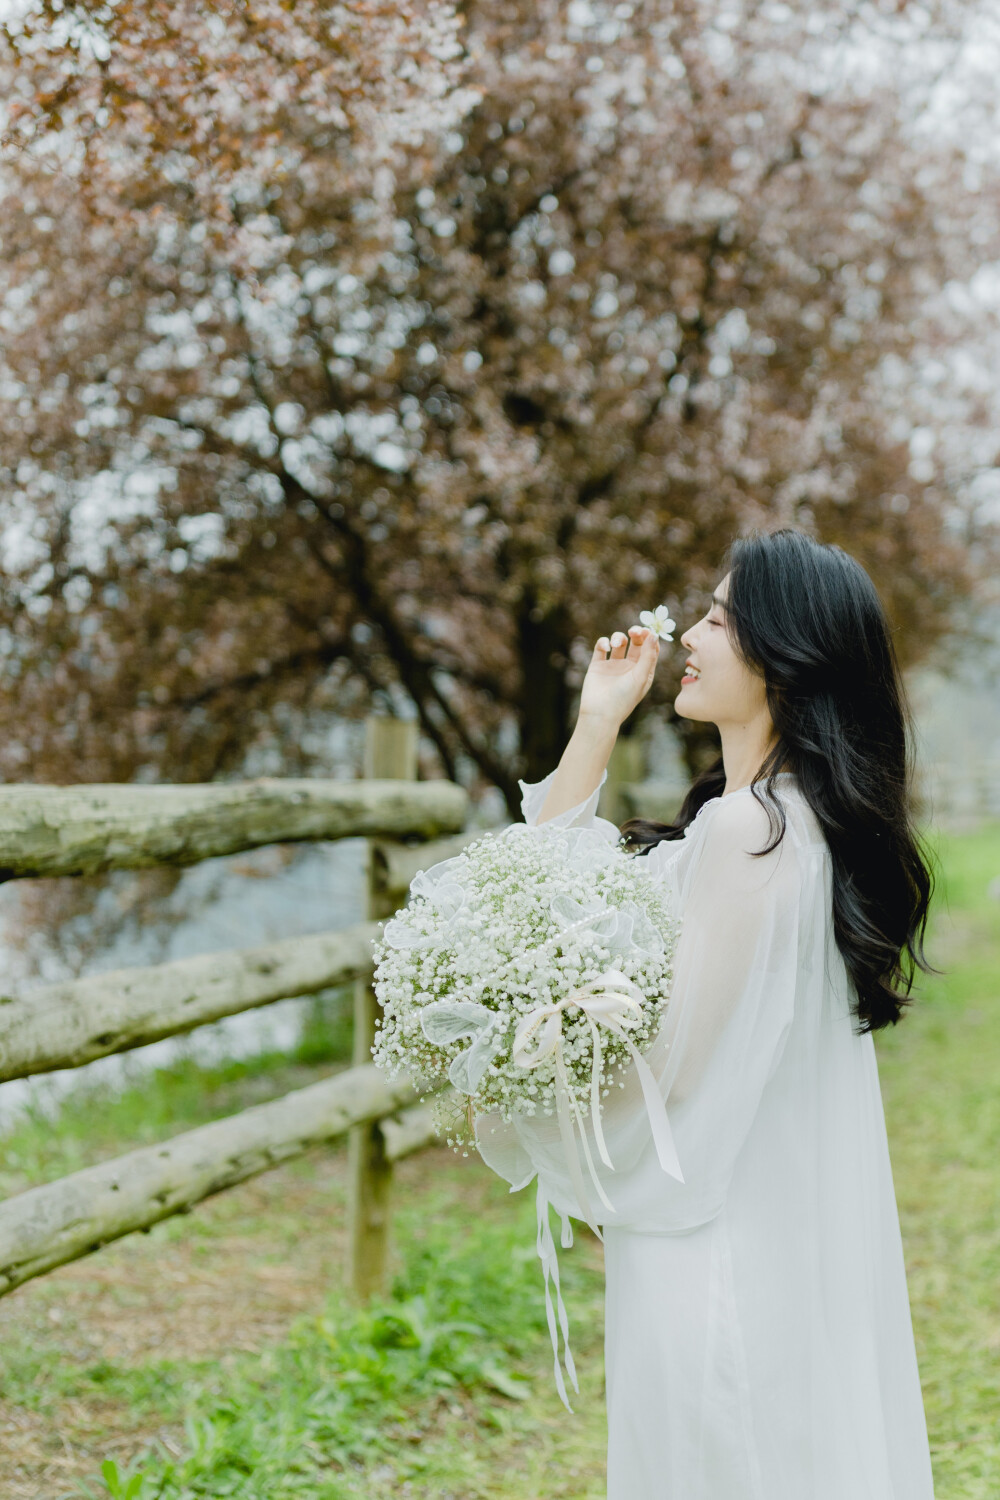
620, 528, 936, 1034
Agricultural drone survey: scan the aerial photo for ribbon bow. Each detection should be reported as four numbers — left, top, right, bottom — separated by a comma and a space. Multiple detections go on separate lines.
512, 969, 684, 1242
419, 999, 505, 1093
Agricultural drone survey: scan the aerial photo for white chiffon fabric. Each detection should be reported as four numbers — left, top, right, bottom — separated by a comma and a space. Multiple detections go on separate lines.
474, 768, 936, 1500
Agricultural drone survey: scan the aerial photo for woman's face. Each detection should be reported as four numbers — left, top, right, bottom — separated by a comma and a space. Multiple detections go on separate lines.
674, 573, 770, 727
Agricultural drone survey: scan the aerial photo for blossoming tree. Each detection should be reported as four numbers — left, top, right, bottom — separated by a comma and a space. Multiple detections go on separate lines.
0, 0, 996, 813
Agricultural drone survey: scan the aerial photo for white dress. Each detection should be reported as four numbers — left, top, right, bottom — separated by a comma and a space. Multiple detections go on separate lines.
474, 768, 936, 1500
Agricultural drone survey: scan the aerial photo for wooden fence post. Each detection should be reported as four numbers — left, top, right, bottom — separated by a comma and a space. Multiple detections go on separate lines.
347, 715, 419, 1301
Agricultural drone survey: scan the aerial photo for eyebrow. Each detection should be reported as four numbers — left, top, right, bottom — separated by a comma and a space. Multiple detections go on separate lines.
710, 595, 729, 611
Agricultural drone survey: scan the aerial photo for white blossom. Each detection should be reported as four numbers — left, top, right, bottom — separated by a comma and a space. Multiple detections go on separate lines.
638, 604, 676, 641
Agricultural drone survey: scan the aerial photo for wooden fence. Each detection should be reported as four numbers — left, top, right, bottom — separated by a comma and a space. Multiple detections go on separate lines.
0, 718, 474, 1303
0, 722, 692, 1308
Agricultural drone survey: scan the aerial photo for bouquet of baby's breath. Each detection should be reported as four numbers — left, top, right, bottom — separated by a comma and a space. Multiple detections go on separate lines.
371, 820, 680, 1168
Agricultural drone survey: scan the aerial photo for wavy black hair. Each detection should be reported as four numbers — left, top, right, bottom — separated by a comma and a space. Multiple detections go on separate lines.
620, 527, 937, 1034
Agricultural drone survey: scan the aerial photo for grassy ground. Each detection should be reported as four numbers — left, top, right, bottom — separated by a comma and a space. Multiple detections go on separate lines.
0, 1038, 608, 1499
0, 825, 997, 1498
874, 822, 1000, 1498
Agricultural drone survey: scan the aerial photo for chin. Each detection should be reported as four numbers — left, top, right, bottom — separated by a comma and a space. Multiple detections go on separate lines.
673, 688, 712, 722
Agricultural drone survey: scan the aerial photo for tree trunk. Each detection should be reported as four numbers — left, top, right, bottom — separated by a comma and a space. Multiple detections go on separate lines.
516, 603, 573, 804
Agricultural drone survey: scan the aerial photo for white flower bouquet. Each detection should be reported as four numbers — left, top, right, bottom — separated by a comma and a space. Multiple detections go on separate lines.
371, 818, 684, 1229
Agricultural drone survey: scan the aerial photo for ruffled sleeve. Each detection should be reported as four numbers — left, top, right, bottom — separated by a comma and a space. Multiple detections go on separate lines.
516, 765, 613, 833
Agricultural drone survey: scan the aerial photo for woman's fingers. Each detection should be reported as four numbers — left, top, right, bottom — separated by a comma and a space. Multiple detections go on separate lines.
626, 625, 649, 660
593, 627, 659, 665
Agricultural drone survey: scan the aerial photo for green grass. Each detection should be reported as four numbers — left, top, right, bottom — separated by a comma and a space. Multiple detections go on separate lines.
1, 1155, 607, 1500
0, 827, 997, 1498
874, 822, 1000, 1499
65, 1202, 590, 1499
0, 1013, 607, 1498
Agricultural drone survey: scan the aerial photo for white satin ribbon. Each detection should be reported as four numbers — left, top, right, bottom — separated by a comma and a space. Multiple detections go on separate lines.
512, 969, 685, 1240
535, 1179, 578, 1412
517, 972, 685, 1411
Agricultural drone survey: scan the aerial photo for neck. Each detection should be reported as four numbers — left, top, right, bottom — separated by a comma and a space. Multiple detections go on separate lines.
718, 714, 779, 797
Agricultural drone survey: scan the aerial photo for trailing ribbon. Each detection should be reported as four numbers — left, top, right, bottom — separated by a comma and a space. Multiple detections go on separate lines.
535, 1178, 578, 1411
424, 973, 685, 1414
512, 969, 685, 1240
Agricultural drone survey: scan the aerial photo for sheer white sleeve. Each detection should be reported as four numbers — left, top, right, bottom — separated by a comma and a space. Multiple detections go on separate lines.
626, 788, 801, 1228
478, 784, 800, 1226
473, 776, 803, 1408
517, 765, 614, 834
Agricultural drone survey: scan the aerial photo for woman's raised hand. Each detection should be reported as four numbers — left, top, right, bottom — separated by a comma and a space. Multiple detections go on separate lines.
578, 625, 660, 728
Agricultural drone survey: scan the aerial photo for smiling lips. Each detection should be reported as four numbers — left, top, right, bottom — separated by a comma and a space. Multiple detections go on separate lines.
681, 661, 701, 684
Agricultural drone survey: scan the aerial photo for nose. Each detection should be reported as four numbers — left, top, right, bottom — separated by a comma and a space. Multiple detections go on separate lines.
680, 622, 695, 652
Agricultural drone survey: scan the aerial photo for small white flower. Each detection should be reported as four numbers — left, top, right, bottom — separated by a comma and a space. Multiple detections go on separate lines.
638, 605, 676, 642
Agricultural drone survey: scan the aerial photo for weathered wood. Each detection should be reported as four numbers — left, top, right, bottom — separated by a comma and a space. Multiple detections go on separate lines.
347, 1101, 394, 1296
363, 717, 419, 781
0, 923, 380, 1084
0, 777, 467, 880
348, 717, 422, 1301
0, 1064, 422, 1297
375, 825, 506, 902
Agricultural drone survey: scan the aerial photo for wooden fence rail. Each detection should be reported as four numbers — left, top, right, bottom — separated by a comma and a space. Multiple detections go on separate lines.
0, 1065, 436, 1296
0, 776, 466, 880
0, 923, 380, 1082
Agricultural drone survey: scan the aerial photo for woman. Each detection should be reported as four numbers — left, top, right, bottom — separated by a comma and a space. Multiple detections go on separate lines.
475, 528, 938, 1499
